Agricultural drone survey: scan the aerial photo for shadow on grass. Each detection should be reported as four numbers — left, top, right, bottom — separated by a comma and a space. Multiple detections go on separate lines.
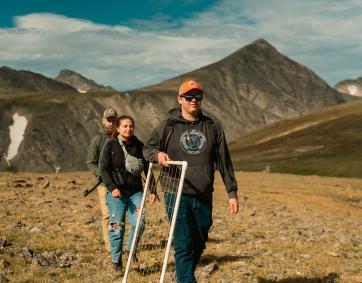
200, 254, 253, 265
257, 272, 339, 283
207, 237, 224, 244
134, 253, 252, 275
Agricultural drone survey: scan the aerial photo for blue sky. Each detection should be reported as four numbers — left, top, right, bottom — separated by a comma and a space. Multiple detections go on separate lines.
1, 0, 362, 90
0, 0, 218, 28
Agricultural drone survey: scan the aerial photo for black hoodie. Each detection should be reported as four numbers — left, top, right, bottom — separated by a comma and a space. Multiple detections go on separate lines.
143, 108, 237, 203
100, 135, 147, 194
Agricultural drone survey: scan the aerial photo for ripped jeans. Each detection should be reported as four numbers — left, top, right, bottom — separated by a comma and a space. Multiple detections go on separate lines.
106, 190, 144, 264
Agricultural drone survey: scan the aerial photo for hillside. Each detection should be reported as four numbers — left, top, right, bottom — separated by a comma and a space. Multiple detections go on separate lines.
229, 99, 362, 178
127, 38, 354, 139
0, 38, 356, 172
55, 69, 116, 93
0, 66, 76, 93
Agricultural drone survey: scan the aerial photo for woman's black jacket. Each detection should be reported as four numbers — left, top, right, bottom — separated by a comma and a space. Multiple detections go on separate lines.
100, 135, 147, 195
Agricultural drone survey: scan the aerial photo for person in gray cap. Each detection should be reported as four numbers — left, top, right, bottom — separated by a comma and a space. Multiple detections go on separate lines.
86, 107, 118, 252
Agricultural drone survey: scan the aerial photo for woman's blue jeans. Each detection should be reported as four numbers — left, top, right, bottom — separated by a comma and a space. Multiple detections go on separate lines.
165, 193, 213, 283
106, 191, 144, 264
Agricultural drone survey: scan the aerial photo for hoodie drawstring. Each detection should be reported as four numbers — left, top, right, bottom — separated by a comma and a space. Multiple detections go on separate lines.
185, 122, 194, 147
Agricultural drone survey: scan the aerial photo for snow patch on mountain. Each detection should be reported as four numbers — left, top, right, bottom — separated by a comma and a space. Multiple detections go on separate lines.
7, 113, 28, 160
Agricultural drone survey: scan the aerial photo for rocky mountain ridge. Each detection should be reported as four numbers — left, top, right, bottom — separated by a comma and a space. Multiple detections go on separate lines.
335, 77, 362, 97
55, 69, 116, 93
0, 66, 76, 93
0, 38, 357, 172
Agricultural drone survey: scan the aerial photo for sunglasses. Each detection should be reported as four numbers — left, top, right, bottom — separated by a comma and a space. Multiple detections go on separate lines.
180, 93, 203, 101
106, 117, 117, 122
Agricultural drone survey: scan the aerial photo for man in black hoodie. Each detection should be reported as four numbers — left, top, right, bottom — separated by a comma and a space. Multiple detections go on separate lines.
143, 80, 238, 283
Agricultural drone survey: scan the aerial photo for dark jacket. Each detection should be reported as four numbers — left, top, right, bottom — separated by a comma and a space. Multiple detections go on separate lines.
143, 108, 237, 202
100, 135, 147, 194
86, 127, 111, 178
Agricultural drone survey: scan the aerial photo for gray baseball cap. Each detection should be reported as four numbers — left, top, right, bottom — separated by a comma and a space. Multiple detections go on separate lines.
103, 108, 118, 119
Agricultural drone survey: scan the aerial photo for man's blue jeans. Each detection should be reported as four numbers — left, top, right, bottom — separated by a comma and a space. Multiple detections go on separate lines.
165, 193, 213, 283
106, 191, 144, 264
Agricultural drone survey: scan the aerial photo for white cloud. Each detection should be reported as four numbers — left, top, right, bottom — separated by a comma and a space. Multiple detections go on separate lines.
0, 13, 230, 90
1, 1, 362, 90
188, 0, 362, 84
14, 13, 119, 32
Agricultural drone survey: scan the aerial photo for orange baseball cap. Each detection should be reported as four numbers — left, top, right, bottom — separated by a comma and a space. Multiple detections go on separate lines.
178, 80, 204, 95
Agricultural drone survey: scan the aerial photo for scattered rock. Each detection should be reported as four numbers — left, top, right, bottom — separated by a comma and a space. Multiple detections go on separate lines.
264, 250, 274, 256
198, 261, 219, 278
74, 234, 81, 240
65, 180, 79, 190
58, 252, 77, 268
22, 247, 77, 268
35, 252, 58, 267
14, 183, 25, 188
300, 254, 311, 259
51, 224, 62, 231
13, 179, 33, 188
339, 235, 354, 244
267, 272, 279, 280
250, 207, 257, 217
319, 234, 330, 241
41, 180, 50, 189
0, 274, 9, 283
14, 220, 26, 229
237, 267, 254, 276
164, 271, 177, 282
30, 226, 43, 233
314, 225, 325, 235
0, 236, 11, 249
85, 217, 95, 225
0, 259, 11, 269
22, 247, 34, 262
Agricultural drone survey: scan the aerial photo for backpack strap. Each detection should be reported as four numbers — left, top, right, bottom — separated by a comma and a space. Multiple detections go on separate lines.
118, 138, 128, 159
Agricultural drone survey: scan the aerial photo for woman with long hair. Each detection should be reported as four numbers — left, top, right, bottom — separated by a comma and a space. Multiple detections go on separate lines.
100, 115, 156, 273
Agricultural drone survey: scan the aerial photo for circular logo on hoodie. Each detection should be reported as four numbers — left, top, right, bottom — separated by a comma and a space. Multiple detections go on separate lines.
180, 129, 206, 154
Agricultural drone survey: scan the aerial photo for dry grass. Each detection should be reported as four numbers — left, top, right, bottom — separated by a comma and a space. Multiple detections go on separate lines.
0, 171, 361, 282
230, 99, 362, 179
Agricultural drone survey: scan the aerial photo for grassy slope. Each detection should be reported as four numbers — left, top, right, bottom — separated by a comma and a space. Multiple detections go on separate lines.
0, 171, 361, 282
229, 99, 362, 178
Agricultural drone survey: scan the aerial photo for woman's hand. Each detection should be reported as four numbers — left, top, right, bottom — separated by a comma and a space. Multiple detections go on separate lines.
112, 188, 121, 198
149, 193, 157, 204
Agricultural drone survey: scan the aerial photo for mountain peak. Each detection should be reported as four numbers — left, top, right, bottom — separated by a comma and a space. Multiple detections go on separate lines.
335, 77, 362, 97
56, 69, 116, 93
250, 38, 275, 47
236, 38, 279, 57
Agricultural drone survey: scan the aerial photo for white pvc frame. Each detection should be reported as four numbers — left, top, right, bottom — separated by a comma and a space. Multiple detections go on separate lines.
122, 160, 188, 283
